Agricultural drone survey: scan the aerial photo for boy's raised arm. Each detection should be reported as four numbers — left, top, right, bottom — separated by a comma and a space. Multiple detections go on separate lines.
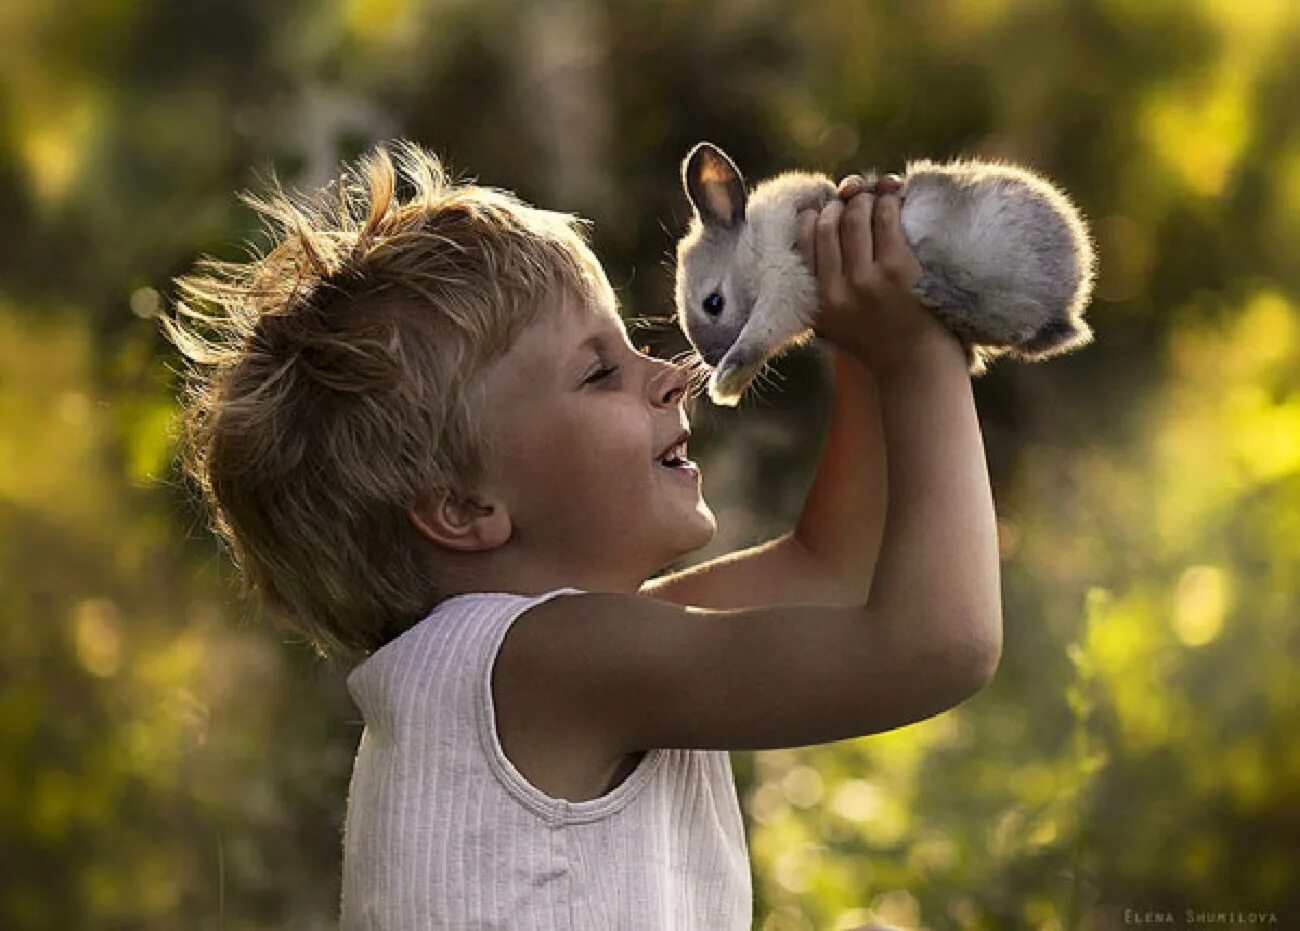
796, 180, 1003, 653
848, 331, 1003, 657
788, 346, 888, 606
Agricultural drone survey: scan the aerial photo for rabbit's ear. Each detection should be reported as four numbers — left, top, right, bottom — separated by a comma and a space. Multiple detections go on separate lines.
682, 143, 747, 230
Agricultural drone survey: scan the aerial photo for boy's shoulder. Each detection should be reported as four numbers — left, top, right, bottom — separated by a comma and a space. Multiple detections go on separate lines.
493, 592, 647, 802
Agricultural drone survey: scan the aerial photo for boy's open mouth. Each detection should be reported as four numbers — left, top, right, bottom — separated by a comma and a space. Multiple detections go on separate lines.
656, 430, 697, 471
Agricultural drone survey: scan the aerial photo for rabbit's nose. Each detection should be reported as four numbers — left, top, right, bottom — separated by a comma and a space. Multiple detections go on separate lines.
699, 343, 726, 367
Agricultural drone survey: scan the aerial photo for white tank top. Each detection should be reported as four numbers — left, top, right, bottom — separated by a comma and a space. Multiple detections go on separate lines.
339, 587, 754, 930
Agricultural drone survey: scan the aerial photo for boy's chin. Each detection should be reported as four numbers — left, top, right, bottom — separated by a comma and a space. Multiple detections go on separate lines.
677, 503, 718, 552
649, 511, 717, 578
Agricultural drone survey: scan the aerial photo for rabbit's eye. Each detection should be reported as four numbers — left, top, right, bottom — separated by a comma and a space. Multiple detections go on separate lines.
702, 292, 725, 316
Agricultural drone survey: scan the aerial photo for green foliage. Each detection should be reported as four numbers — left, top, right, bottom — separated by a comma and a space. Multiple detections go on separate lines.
1, 0, 1297, 927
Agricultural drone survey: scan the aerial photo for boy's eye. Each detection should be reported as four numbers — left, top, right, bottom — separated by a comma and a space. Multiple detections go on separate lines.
584, 365, 619, 385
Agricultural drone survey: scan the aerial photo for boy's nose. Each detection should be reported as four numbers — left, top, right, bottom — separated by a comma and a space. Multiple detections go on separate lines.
652, 362, 691, 407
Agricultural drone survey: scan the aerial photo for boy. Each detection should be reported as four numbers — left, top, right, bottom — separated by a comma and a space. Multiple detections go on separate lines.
163, 140, 1002, 930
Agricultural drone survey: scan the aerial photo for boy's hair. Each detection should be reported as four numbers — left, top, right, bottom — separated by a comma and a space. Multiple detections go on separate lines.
162, 140, 612, 665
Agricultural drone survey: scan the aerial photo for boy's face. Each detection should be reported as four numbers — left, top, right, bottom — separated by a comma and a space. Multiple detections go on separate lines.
477, 287, 716, 590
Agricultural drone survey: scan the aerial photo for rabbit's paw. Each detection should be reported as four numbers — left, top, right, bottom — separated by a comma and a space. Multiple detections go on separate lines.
1018, 313, 1095, 358
708, 356, 762, 407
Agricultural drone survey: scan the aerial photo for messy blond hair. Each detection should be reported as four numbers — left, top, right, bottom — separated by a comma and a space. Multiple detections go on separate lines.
162, 140, 612, 665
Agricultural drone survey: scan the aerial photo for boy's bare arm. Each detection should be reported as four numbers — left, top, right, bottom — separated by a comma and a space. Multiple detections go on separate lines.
811, 179, 1002, 650
851, 332, 1003, 650
789, 346, 887, 605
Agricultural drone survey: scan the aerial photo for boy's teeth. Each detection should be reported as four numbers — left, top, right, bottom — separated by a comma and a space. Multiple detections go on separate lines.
659, 441, 688, 464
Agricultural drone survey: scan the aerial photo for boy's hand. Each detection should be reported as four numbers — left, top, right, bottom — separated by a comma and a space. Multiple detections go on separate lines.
796, 174, 957, 378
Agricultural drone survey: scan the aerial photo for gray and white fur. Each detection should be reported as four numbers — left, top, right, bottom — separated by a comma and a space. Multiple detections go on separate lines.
675, 142, 1098, 406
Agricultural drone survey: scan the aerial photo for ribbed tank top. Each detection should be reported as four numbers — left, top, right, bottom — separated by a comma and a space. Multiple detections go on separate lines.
339, 587, 754, 930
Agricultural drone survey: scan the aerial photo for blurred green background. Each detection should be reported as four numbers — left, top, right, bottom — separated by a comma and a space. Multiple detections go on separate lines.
2, 0, 1298, 928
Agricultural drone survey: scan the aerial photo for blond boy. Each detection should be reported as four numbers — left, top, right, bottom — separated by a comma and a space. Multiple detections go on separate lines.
164, 140, 1002, 930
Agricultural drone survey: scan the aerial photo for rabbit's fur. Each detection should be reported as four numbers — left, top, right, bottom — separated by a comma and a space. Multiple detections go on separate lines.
675, 142, 1097, 405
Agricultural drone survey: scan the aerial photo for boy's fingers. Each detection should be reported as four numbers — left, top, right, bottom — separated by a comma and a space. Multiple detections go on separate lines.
875, 173, 903, 195
815, 198, 845, 297
839, 191, 875, 284
837, 174, 868, 199
871, 192, 908, 264
795, 208, 819, 272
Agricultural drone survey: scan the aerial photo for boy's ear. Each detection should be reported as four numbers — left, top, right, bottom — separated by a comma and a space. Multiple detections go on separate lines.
408, 489, 512, 552
682, 142, 747, 230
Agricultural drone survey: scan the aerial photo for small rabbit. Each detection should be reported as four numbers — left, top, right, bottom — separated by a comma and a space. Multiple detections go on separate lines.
674, 142, 1097, 405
